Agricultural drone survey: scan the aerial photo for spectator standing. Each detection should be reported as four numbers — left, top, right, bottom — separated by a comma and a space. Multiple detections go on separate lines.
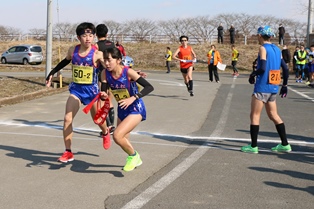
217, 23, 224, 44
304, 48, 311, 84
207, 44, 222, 82
293, 46, 300, 77
116, 40, 126, 56
296, 44, 307, 82
278, 23, 285, 45
229, 25, 236, 44
231, 45, 239, 76
165, 47, 172, 73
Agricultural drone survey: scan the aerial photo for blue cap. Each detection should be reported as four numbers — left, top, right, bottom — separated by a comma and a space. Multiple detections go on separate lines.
257, 25, 275, 37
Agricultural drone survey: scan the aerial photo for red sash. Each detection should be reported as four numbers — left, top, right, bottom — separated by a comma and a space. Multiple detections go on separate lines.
83, 93, 110, 125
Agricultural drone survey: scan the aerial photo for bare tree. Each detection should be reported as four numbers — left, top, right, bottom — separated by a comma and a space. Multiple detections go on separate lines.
100, 20, 124, 41
287, 20, 307, 44
235, 14, 259, 37
0, 25, 7, 41
216, 13, 233, 29
158, 18, 193, 42
0, 26, 22, 41
123, 19, 157, 42
5, 26, 22, 35
0, 25, 8, 34
53, 22, 76, 40
157, 20, 178, 42
28, 28, 46, 40
190, 16, 216, 43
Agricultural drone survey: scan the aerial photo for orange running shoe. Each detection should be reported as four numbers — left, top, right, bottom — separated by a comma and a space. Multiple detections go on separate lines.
57, 151, 74, 163
102, 130, 111, 150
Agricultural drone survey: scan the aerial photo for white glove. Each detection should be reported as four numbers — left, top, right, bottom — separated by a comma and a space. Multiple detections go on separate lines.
180, 59, 187, 63
192, 58, 197, 63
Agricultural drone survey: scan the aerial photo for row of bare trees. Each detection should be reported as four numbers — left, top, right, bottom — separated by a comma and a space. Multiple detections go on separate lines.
0, 13, 308, 44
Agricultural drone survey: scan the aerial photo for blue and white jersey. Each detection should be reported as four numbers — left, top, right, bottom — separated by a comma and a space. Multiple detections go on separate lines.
68, 44, 99, 105
106, 67, 146, 121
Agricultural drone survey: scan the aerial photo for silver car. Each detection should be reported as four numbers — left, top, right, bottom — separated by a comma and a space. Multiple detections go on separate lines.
1, 44, 43, 65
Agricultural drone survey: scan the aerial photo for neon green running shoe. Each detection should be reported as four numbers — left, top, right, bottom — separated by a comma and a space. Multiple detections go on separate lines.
241, 145, 258, 153
123, 151, 142, 172
271, 144, 292, 152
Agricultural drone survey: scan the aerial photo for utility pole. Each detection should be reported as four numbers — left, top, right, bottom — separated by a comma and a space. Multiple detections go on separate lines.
45, 0, 53, 79
307, 0, 313, 47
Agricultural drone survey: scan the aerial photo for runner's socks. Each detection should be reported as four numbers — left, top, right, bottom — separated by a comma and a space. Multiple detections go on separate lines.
109, 107, 115, 125
250, 125, 259, 147
276, 123, 288, 146
188, 80, 193, 91
185, 82, 189, 91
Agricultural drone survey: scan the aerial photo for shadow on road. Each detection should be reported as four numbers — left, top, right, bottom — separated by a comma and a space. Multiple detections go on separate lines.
0, 145, 124, 177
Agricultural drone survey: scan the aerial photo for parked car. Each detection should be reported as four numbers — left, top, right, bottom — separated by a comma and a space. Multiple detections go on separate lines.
1, 44, 43, 65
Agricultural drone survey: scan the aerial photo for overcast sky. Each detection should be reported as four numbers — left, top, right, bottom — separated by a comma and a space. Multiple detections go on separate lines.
1, 0, 310, 32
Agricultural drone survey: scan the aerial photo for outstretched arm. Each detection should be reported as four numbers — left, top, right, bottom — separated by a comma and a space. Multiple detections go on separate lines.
45, 47, 73, 87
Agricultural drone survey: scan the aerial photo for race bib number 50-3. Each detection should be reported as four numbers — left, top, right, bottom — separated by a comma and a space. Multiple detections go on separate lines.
269, 70, 281, 85
72, 65, 93, 84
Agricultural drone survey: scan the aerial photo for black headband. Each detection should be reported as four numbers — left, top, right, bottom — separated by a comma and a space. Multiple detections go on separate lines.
78, 29, 95, 36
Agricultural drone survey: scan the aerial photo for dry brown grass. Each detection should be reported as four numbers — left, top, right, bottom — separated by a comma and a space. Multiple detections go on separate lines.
0, 39, 296, 72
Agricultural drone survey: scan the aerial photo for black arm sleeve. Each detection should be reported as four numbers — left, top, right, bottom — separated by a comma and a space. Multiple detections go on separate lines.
281, 59, 289, 86
254, 59, 266, 75
46, 58, 71, 80
135, 77, 154, 98
101, 82, 109, 92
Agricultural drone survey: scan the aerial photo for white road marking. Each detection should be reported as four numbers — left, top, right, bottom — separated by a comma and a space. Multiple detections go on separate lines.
120, 79, 236, 209
0, 130, 313, 148
289, 86, 314, 102
148, 78, 184, 86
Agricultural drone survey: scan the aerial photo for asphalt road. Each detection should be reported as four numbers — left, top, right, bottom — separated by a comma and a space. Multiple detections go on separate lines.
0, 70, 313, 209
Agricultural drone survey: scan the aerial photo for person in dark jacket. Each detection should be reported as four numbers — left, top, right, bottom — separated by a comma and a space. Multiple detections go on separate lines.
281, 45, 291, 68
293, 46, 300, 78
217, 23, 224, 44
229, 25, 235, 44
96, 24, 116, 135
278, 24, 285, 45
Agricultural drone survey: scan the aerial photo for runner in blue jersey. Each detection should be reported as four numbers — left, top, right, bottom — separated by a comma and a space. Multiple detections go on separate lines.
45, 22, 111, 163
99, 47, 154, 171
241, 25, 291, 154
